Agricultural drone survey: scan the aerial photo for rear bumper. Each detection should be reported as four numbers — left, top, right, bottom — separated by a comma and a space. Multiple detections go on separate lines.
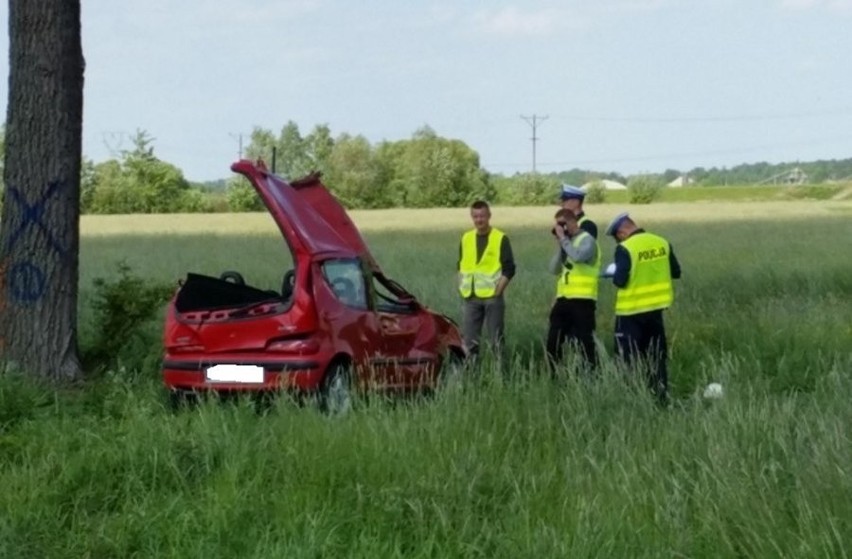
162, 358, 324, 392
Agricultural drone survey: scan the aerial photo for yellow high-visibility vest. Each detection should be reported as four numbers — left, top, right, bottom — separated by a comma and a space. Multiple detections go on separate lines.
615, 232, 674, 316
555, 231, 601, 300
458, 228, 504, 298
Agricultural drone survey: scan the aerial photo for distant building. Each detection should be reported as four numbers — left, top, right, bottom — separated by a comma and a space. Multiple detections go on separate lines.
783, 167, 808, 185
759, 167, 809, 185
667, 175, 694, 187
582, 179, 627, 191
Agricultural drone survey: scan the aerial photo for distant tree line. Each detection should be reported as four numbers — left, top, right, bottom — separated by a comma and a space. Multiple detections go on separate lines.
225, 122, 493, 211
1, 123, 850, 213
670, 159, 852, 185
80, 130, 210, 214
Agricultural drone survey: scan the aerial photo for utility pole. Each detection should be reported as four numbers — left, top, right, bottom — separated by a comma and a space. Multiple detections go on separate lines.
520, 114, 548, 174
229, 132, 244, 159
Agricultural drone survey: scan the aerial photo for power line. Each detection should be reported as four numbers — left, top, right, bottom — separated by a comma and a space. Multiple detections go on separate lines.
520, 114, 548, 173
543, 133, 852, 167
547, 106, 852, 124
481, 132, 852, 170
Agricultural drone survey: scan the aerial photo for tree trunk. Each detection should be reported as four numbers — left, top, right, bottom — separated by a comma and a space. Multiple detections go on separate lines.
0, 0, 85, 380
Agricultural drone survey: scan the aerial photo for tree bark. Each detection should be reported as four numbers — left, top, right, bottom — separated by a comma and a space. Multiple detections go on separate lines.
0, 0, 85, 380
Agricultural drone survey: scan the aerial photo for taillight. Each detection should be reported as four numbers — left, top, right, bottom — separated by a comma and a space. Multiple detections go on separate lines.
265, 338, 320, 355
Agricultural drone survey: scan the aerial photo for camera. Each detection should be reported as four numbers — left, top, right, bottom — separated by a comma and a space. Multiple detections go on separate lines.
551, 221, 569, 237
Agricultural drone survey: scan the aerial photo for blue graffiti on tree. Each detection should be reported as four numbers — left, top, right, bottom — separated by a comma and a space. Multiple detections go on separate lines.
6, 180, 68, 255
7, 261, 47, 303
3, 180, 67, 304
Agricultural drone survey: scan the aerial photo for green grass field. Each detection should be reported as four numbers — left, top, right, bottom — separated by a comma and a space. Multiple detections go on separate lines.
594, 183, 849, 204
2, 200, 852, 557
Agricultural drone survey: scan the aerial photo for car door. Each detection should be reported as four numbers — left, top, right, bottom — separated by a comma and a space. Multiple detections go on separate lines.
370, 274, 437, 389
318, 258, 389, 387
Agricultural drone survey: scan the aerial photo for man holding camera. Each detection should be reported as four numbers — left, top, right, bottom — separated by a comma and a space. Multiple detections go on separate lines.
546, 208, 601, 373
559, 184, 598, 239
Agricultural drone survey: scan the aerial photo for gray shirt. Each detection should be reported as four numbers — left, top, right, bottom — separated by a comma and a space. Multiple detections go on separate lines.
548, 231, 596, 275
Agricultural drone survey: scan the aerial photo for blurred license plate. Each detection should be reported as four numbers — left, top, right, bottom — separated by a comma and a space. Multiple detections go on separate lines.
205, 364, 264, 383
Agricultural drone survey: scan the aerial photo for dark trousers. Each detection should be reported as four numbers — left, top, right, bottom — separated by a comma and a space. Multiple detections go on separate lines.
546, 298, 598, 372
462, 295, 505, 358
615, 311, 668, 404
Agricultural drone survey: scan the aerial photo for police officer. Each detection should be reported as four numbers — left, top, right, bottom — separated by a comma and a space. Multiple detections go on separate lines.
559, 184, 598, 239
458, 200, 516, 358
606, 212, 682, 404
546, 208, 601, 373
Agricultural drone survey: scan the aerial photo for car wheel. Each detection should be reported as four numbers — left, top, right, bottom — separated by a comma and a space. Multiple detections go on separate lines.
320, 362, 353, 416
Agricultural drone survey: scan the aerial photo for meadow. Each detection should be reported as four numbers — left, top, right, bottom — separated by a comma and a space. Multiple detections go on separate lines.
1, 200, 851, 557
590, 183, 849, 204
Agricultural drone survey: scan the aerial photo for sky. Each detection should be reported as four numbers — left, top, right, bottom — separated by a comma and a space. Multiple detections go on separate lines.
2, 0, 852, 182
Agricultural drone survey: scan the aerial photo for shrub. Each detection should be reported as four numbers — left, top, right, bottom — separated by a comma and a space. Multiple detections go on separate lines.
494, 173, 560, 205
227, 178, 265, 212
584, 180, 607, 204
0, 367, 52, 429
177, 188, 214, 213
627, 175, 664, 204
84, 263, 175, 371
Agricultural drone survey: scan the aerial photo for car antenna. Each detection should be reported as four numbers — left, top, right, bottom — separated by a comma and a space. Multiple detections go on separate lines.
271, 146, 277, 174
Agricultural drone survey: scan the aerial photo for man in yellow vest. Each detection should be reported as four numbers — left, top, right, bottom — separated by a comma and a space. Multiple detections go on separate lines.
606, 212, 682, 404
546, 208, 601, 373
458, 200, 516, 358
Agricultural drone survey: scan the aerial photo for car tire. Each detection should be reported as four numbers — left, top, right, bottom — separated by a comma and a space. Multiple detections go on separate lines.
319, 362, 354, 416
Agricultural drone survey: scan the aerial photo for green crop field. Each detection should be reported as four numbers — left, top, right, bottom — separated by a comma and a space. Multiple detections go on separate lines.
2, 200, 852, 558
591, 183, 849, 204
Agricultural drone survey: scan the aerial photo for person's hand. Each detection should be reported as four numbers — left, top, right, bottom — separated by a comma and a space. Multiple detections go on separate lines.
554, 220, 566, 240
495, 277, 508, 297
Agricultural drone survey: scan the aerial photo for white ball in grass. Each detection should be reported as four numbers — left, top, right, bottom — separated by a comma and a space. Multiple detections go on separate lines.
703, 382, 724, 399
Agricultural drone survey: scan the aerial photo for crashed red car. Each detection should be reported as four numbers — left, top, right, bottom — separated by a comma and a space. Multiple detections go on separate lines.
161, 159, 465, 412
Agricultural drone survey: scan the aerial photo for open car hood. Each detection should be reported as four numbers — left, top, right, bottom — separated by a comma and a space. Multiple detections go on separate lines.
232, 159, 379, 272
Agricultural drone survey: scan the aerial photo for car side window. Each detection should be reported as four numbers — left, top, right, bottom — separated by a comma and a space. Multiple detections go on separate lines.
321, 259, 368, 310
371, 275, 416, 314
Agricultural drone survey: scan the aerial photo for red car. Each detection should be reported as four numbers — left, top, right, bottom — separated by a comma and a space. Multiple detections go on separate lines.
161, 159, 465, 412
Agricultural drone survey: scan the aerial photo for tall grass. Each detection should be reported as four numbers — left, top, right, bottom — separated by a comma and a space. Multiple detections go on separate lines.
2, 359, 850, 557
2, 203, 851, 557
